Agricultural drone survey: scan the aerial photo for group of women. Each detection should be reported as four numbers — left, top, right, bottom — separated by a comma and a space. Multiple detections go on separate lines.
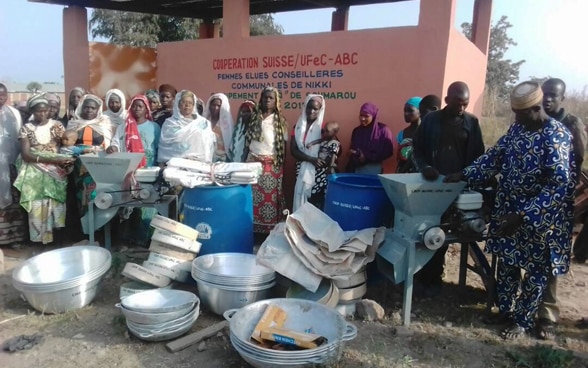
0, 82, 415, 246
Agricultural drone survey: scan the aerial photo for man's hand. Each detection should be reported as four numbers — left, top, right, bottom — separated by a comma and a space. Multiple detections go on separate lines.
496, 213, 523, 236
422, 166, 440, 181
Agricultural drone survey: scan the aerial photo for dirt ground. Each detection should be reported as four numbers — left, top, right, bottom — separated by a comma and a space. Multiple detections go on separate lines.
1, 241, 587, 368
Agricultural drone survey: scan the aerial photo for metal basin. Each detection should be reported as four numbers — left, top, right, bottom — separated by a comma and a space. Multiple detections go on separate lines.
19, 273, 108, 314
127, 309, 199, 342
12, 246, 111, 290
126, 303, 199, 331
192, 253, 275, 285
224, 298, 357, 361
121, 289, 198, 313
196, 278, 275, 315
118, 300, 196, 325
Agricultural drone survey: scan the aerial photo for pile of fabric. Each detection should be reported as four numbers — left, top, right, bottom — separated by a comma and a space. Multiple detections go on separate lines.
163, 157, 262, 188
257, 203, 385, 292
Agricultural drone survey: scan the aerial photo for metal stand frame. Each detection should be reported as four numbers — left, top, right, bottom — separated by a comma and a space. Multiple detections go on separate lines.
88, 195, 179, 250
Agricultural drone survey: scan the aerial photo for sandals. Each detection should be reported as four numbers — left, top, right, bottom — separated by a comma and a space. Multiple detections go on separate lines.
536, 318, 557, 340
501, 324, 527, 340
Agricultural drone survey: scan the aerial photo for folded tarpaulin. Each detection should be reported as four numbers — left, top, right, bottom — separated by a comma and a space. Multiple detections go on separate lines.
284, 203, 385, 282
256, 223, 323, 293
163, 157, 262, 188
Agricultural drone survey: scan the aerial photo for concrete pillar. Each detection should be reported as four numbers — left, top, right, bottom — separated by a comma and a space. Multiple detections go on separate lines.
471, 0, 493, 55
331, 7, 349, 31
417, 0, 457, 92
223, 0, 250, 39
199, 19, 220, 39
63, 6, 89, 94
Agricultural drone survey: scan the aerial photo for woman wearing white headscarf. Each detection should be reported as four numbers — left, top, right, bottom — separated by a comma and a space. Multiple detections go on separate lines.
68, 94, 117, 148
104, 88, 127, 127
158, 90, 215, 164
203, 93, 234, 162
14, 94, 75, 244
68, 94, 117, 218
291, 94, 325, 211
0, 83, 27, 245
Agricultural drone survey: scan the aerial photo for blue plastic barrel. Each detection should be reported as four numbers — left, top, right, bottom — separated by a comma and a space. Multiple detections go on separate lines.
324, 174, 393, 231
182, 184, 253, 256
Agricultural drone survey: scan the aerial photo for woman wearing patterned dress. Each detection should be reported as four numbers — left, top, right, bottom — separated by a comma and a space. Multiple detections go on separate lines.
245, 87, 287, 233
445, 81, 576, 339
14, 94, 75, 244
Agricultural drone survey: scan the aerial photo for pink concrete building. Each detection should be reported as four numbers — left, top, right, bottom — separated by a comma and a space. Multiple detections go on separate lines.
31, 0, 493, 201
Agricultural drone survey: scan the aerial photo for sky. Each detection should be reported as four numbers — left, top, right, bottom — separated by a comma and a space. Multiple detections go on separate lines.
1, 0, 587, 92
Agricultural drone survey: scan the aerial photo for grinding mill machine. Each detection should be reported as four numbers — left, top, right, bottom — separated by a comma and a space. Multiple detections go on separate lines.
376, 173, 471, 326
79, 152, 145, 235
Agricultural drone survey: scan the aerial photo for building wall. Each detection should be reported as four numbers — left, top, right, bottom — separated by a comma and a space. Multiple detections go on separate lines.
62, 0, 491, 209
156, 23, 488, 203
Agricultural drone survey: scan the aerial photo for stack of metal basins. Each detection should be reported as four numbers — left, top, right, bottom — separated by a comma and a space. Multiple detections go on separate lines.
224, 298, 358, 368
119, 289, 200, 342
191, 253, 276, 315
12, 246, 112, 314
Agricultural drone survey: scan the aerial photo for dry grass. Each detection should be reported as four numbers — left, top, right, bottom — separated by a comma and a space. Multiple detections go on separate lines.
480, 87, 588, 149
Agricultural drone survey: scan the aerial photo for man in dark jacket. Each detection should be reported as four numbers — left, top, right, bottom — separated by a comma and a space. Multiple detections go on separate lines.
412, 81, 485, 296
536, 78, 587, 339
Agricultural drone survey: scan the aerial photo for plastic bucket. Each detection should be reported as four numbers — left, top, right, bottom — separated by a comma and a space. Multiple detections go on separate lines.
324, 174, 393, 231
182, 185, 253, 256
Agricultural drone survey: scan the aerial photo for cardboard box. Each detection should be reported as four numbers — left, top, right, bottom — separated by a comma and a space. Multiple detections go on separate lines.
259, 327, 327, 349
250, 305, 288, 344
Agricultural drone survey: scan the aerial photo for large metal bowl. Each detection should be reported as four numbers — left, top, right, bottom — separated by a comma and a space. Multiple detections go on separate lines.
192, 253, 275, 286
127, 307, 199, 342
12, 246, 111, 290
121, 289, 198, 313
126, 303, 199, 331
12, 246, 112, 314
196, 278, 275, 315
118, 300, 196, 325
18, 271, 108, 314
224, 298, 357, 362
230, 334, 342, 367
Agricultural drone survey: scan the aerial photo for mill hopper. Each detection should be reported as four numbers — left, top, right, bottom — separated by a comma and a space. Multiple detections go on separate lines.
376, 173, 465, 325
79, 152, 144, 234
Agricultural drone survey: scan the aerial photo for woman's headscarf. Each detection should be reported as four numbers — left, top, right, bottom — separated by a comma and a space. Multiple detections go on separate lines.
293, 94, 325, 210
204, 93, 234, 152
229, 100, 256, 162
173, 90, 198, 121
405, 97, 422, 109
246, 86, 287, 166
69, 94, 116, 147
145, 89, 160, 108
360, 102, 381, 140
158, 90, 215, 163
104, 88, 127, 126
27, 93, 49, 112
124, 94, 153, 168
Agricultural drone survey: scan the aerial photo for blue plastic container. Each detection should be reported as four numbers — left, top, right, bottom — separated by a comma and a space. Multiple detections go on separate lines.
324, 174, 393, 231
182, 184, 253, 256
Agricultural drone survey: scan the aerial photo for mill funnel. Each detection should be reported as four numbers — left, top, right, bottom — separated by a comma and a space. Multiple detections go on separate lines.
378, 173, 465, 218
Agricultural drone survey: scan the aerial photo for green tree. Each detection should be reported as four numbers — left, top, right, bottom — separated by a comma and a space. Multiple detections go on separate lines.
462, 15, 525, 99
90, 10, 283, 48
26, 81, 42, 93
